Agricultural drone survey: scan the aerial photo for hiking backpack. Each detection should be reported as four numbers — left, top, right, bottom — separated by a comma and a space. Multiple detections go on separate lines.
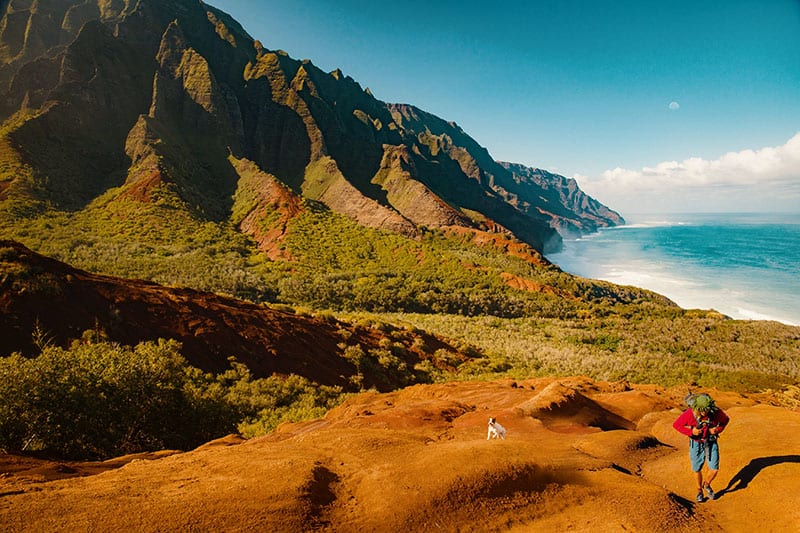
684, 392, 716, 413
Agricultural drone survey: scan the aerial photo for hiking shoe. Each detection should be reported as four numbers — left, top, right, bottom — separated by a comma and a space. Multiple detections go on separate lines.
705, 486, 715, 500
696, 490, 705, 503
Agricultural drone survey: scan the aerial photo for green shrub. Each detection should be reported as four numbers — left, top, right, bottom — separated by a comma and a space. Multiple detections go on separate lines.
0, 336, 347, 459
233, 373, 345, 438
350, 311, 800, 392
0, 337, 234, 459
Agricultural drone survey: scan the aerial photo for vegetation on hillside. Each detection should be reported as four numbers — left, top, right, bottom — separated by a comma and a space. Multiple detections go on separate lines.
3, 306, 798, 460
1, 186, 276, 301
1, 190, 668, 318
0, 331, 345, 459
3, 183, 799, 461
346, 311, 800, 393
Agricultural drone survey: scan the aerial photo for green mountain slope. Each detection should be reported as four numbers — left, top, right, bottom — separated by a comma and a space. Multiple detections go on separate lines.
0, 0, 647, 317
0, 0, 621, 256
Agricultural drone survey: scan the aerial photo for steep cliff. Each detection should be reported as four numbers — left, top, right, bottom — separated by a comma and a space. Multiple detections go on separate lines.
500, 161, 625, 235
0, 0, 621, 257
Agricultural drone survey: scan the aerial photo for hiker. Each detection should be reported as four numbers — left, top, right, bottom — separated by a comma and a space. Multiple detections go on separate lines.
673, 392, 730, 502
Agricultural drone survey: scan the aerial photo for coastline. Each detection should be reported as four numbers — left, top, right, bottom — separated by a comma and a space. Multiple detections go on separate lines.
547, 213, 800, 326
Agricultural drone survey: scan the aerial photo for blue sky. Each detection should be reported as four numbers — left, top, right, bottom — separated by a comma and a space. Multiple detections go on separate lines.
214, 1, 800, 214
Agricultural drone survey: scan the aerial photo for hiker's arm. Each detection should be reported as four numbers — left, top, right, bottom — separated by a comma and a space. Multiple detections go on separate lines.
672, 411, 695, 437
710, 410, 730, 435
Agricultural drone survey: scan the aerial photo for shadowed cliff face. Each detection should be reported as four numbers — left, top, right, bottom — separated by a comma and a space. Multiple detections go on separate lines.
0, 0, 622, 254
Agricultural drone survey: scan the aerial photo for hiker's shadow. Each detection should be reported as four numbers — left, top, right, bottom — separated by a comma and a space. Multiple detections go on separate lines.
718, 455, 800, 497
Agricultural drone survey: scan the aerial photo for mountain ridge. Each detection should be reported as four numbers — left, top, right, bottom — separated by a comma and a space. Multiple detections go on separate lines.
0, 0, 622, 257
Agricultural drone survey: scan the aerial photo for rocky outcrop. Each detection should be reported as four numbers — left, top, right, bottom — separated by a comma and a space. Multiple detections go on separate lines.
372, 144, 473, 228
304, 155, 420, 237
229, 155, 303, 259
4, 378, 796, 532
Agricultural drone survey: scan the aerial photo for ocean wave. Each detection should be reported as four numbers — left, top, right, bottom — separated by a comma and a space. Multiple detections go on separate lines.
601, 269, 699, 290
734, 308, 798, 326
550, 213, 800, 325
610, 220, 691, 230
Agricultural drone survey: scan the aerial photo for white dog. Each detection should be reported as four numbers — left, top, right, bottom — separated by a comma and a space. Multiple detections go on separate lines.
487, 417, 507, 440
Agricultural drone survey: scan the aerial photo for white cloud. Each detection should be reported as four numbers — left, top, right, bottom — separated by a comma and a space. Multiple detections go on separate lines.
574, 132, 800, 213
668, 101, 680, 110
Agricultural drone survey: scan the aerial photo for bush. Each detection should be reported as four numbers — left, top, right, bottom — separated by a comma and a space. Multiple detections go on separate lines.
0, 337, 234, 459
0, 336, 347, 459
232, 373, 345, 437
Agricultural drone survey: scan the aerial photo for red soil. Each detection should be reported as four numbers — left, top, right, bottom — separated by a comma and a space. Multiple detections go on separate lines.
2, 377, 798, 532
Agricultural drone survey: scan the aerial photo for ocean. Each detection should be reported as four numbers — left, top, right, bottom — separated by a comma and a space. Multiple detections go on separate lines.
546, 213, 800, 326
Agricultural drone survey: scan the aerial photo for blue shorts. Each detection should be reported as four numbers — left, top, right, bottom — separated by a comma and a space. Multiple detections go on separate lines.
690, 439, 720, 471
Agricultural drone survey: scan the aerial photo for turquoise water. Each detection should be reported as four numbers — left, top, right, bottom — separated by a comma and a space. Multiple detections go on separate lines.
547, 213, 800, 325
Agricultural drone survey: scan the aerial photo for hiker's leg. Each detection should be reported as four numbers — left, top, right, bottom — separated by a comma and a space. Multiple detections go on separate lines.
689, 441, 704, 488
694, 469, 704, 489
705, 442, 720, 486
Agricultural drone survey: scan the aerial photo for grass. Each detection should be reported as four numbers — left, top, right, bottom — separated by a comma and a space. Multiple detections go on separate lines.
337, 311, 800, 393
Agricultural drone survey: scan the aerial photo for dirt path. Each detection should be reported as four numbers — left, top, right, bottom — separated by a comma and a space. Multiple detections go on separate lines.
642, 404, 800, 531
2, 378, 798, 532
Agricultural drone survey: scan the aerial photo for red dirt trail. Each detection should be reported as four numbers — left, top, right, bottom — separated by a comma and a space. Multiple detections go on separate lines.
2, 377, 799, 532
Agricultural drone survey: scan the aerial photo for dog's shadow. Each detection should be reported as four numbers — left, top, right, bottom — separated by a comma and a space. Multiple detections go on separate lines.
718, 455, 800, 497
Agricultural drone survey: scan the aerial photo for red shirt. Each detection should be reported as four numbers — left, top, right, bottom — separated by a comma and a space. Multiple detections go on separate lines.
673, 408, 730, 441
